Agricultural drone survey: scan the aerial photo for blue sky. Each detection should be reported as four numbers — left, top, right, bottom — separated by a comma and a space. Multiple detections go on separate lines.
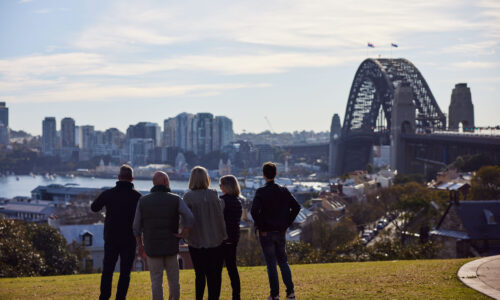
1, 0, 499, 135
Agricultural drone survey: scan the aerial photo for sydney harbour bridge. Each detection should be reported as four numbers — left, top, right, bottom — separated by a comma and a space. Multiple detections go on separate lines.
284, 57, 500, 176
328, 57, 500, 176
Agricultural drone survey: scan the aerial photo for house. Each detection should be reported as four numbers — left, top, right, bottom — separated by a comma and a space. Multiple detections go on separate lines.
0, 199, 55, 223
57, 224, 109, 272
31, 184, 105, 203
431, 200, 500, 258
57, 223, 195, 272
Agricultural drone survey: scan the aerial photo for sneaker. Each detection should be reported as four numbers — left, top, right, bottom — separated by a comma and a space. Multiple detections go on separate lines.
286, 293, 296, 300
267, 296, 279, 300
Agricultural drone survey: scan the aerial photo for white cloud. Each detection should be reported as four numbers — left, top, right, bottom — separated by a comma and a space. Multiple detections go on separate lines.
73, 0, 490, 51
0, 52, 103, 79
34, 8, 51, 14
450, 61, 500, 69
0, 51, 361, 80
4, 82, 270, 103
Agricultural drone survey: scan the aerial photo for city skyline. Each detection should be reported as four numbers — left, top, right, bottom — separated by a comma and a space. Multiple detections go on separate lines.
1, 0, 499, 135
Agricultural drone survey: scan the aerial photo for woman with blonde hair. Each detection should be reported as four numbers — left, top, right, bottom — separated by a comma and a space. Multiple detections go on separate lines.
183, 166, 227, 300
219, 175, 243, 300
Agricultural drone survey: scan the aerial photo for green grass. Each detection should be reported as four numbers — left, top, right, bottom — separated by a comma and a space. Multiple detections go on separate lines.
0, 259, 487, 299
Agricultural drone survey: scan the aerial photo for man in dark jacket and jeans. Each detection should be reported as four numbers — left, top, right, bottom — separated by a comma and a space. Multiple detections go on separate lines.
91, 164, 142, 300
251, 162, 301, 300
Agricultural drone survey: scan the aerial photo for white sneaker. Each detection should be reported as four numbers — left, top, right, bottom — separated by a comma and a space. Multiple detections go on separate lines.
286, 293, 296, 300
267, 296, 279, 300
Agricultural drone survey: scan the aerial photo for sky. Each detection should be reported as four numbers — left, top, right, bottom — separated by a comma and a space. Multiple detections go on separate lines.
0, 0, 499, 136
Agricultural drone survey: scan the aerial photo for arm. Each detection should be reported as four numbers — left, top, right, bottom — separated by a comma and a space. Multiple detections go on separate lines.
250, 189, 263, 231
132, 201, 144, 255
286, 188, 301, 227
176, 197, 194, 239
90, 191, 107, 212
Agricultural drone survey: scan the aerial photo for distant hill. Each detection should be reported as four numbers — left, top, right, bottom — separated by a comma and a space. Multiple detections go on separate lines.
0, 259, 486, 299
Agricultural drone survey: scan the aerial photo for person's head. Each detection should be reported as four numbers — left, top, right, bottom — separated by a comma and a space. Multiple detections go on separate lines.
118, 164, 134, 182
219, 175, 241, 197
152, 171, 170, 187
188, 166, 210, 190
262, 162, 277, 180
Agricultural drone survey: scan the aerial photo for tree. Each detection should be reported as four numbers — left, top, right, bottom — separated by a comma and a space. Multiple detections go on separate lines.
236, 233, 264, 266
286, 241, 328, 264
449, 153, 493, 172
470, 165, 500, 200
67, 241, 92, 273
0, 219, 78, 277
0, 219, 46, 277
386, 182, 447, 240
25, 223, 78, 275
301, 216, 358, 252
393, 173, 425, 185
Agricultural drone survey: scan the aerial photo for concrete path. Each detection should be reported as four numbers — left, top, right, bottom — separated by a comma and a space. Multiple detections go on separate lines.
458, 255, 500, 299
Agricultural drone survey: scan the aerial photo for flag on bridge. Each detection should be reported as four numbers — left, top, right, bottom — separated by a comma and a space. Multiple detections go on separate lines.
391, 43, 398, 48
367, 42, 375, 48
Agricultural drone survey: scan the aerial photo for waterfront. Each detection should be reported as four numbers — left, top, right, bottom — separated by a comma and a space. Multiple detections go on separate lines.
0, 175, 219, 198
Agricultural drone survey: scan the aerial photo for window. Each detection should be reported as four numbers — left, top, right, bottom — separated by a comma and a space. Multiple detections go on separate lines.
484, 209, 497, 225
81, 232, 93, 246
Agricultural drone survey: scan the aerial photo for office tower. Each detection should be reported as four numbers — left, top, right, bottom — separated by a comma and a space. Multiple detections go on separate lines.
174, 113, 194, 151
145, 123, 161, 147
42, 117, 57, 156
215, 116, 234, 151
212, 117, 221, 152
0, 123, 8, 145
0, 102, 9, 145
127, 122, 161, 147
61, 118, 76, 148
104, 128, 123, 147
129, 138, 154, 166
80, 125, 95, 150
192, 113, 213, 156
0, 102, 8, 127
163, 117, 176, 147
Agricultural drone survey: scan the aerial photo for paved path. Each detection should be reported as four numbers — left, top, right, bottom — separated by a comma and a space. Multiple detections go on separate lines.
458, 255, 500, 299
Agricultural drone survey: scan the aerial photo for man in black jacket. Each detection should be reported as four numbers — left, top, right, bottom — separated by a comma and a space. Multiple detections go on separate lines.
91, 164, 142, 300
251, 162, 300, 300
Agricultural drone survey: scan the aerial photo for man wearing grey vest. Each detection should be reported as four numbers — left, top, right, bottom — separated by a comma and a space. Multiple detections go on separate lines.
133, 171, 194, 300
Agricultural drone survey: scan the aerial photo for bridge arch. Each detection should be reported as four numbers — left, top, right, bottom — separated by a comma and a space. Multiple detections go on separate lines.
332, 58, 446, 175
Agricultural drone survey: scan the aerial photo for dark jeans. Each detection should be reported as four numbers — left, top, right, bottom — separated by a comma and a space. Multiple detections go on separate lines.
188, 245, 224, 300
100, 241, 136, 300
222, 242, 241, 300
259, 231, 294, 298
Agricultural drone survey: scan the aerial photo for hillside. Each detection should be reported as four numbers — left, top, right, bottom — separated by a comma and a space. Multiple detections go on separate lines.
0, 259, 487, 299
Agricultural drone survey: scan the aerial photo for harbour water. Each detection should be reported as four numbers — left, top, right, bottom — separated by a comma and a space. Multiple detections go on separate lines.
0, 175, 219, 198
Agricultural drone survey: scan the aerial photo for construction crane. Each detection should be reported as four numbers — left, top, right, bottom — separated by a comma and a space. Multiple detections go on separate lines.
264, 116, 274, 133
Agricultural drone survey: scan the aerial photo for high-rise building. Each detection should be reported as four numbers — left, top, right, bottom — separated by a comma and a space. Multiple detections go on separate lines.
215, 116, 234, 151
0, 102, 9, 145
163, 118, 176, 147
129, 138, 154, 166
61, 118, 76, 148
127, 122, 161, 147
192, 113, 213, 156
0, 102, 8, 127
0, 123, 8, 145
80, 125, 95, 150
104, 128, 123, 147
175, 113, 194, 151
42, 117, 57, 156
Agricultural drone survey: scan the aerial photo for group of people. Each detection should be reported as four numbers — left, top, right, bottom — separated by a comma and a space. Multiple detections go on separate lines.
91, 162, 301, 300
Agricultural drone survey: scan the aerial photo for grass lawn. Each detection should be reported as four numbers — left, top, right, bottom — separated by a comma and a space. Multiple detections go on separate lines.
0, 258, 487, 299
